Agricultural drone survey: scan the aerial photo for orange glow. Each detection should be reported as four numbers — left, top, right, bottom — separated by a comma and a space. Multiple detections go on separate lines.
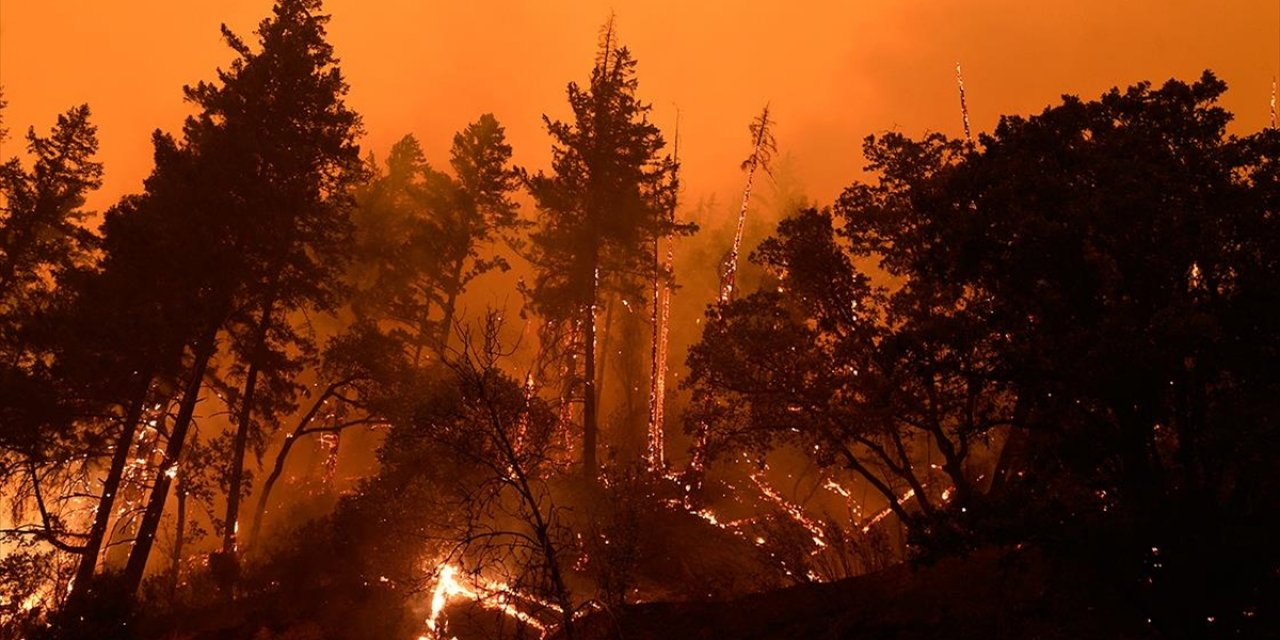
424, 563, 553, 639
2, 2, 1274, 218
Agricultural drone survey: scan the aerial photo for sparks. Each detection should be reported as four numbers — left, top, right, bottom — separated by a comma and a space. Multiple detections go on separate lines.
424, 563, 552, 639
750, 467, 828, 549
956, 62, 973, 142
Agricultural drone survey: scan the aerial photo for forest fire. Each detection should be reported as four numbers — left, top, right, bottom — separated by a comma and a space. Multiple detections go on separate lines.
421, 564, 550, 640
1, 1, 1277, 638
748, 465, 829, 550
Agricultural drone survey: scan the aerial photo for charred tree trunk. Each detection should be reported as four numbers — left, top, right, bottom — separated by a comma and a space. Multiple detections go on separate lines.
169, 471, 188, 601
720, 104, 773, 304
123, 326, 218, 595
248, 382, 339, 549
437, 255, 467, 354
68, 371, 152, 603
582, 250, 601, 479
223, 298, 274, 557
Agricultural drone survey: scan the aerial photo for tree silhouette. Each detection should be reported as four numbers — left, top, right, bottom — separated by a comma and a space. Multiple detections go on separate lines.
524, 18, 689, 478
0, 105, 102, 353
187, 0, 367, 566
353, 115, 521, 363
688, 72, 1280, 630
720, 104, 776, 303
434, 114, 524, 350
120, 0, 366, 594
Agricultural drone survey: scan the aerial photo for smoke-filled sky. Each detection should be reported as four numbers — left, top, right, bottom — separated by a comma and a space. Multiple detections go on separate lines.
2, 1, 1277, 215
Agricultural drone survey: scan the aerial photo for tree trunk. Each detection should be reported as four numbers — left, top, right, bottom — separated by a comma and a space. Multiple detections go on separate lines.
223, 299, 273, 557
647, 235, 674, 468
721, 107, 770, 304
582, 265, 600, 479
169, 472, 187, 601
437, 256, 467, 354
594, 297, 615, 403
123, 326, 217, 596
68, 372, 152, 603
721, 157, 757, 303
248, 383, 337, 549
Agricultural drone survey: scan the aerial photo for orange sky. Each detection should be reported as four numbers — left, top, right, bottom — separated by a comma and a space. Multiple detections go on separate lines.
2, 1, 1277, 216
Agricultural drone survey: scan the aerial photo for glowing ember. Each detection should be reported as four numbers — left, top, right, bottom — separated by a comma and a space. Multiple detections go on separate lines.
1271, 76, 1277, 129
861, 488, 915, 533
423, 563, 553, 639
749, 467, 828, 549
647, 233, 675, 469
956, 62, 973, 142
720, 104, 776, 304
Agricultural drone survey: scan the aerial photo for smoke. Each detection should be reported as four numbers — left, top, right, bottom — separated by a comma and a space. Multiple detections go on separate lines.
3, 1, 1272, 217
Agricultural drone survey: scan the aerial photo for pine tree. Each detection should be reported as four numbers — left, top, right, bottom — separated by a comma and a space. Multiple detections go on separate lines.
434, 114, 523, 350
525, 18, 690, 478
195, 0, 366, 564
0, 105, 102, 351
56, 127, 236, 617
120, 0, 366, 593
353, 115, 521, 363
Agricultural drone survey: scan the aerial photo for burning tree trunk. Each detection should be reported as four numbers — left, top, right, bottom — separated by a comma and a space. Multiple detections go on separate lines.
719, 104, 776, 304
648, 123, 681, 469
956, 62, 973, 142
646, 238, 673, 468
123, 326, 218, 595
691, 106, 776, 486
583, 263, 601, 479
223, 296, 275, 558
68, 371, 152, 602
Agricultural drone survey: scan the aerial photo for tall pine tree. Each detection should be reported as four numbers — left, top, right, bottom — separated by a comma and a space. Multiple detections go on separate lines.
121, 0, 365, 593
525, 18, 690, 478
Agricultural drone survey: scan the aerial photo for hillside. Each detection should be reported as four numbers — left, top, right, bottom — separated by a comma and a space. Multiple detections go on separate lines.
569, 547, 1152, 640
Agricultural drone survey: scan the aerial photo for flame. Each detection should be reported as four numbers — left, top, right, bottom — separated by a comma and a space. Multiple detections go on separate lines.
423, 563, 552, 640
749, 467, 828, 549
860, 488, 914, 533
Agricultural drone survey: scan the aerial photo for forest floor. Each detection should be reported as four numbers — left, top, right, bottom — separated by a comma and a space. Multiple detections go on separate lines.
567, 546, 1152, 640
